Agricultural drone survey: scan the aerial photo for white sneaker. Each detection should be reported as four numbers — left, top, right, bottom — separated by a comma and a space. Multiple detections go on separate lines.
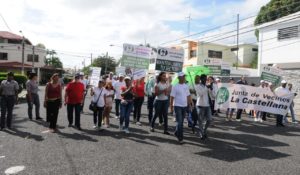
292, 121, 298, 124
236, 119, 241, 122
254, 118, 258, 122
114, 115, 119, 119
93, 125, 97, 129
136, 122, 142, 126
124, 128, 130, 134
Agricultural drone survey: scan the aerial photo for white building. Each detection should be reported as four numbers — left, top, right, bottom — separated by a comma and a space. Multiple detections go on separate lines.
257, 11, 300, 71
0, 31, 47, 73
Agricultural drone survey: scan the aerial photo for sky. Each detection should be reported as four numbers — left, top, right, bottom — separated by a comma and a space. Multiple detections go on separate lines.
0, 0, 270, 69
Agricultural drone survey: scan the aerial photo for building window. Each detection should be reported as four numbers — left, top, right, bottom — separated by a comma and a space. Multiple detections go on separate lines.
27, 54, 39, 62
190, 50, 197, 58
252, 48, 258, 52
0, 52, 8, 60
208, 50, 222, 59
278, 26, 299, 40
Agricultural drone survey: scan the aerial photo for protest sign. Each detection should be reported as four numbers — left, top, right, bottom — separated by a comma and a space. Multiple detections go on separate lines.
216, 84, 294, 115
155, 47, 184, 73
121, 44, 152, 69
203, 58, 222, 75
133, 69, 146, 80
89, 67, 101, 87
261, 66, 282, 86
221, 62, 231, 76
115, 66, 126, 76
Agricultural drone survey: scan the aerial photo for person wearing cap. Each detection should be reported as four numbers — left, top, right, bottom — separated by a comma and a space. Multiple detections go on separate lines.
170, 72, 193, 143
26, 72, 42, 120
90, 79, 106, 130
255, 80, 266, 122
80, 74, 89, 113
274, 80, 292, 127
120, 76, 135, 134
0, 72, 19, 130
113, 73, 125, 119
235, 76, 248, 122
65, 73, 85, 130
188, 75, 200, 133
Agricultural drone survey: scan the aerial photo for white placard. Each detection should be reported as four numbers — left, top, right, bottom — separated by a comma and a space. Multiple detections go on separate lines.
157, 47, 184, 62
89, 67, 102, 87
203, 58, 222, 66
123, 43, 152, 59
133, 70, 146, 80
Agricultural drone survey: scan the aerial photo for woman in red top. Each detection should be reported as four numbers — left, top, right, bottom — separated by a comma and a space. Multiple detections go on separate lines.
44, 73, 62, 133
133, 77, 145, 125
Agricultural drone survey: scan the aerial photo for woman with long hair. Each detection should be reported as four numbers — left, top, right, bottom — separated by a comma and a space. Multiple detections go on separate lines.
150, 72, 171, 135
132, 77, 145, 125
44, 73, 62, 133
102, 82, 114, 128
90, 79, 106, 131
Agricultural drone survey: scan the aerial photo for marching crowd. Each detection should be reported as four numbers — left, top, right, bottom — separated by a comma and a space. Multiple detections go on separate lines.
0, 71, 298, 144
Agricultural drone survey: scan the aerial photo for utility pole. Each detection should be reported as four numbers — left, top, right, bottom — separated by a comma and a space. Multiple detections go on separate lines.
236, 14, 240, 70
90, 53, 93, 65
104, 52, 108, 74
32, 46, 35, 72
186, 14, 192, 36
21, 36, 25, 75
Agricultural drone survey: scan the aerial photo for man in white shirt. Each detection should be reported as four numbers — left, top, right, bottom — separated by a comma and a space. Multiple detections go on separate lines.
274, 80, 292, 127
113, 74, 125, 119
170, 72, 193, 144
195, 74, 211, 140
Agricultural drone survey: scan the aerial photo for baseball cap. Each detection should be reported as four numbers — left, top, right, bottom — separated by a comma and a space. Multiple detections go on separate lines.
281, 80, 287, 84
260, 80, 265, 83
124, 76, 131, 80
7, 72, 14, 76
177, 72, 185, 77
216, 78, 220, 81
75, 73, 81, 78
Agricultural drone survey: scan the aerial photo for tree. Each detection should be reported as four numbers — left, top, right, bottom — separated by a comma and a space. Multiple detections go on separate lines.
254, 0, 300, 38
36, 43, 46, 49
45, 50, 63, 68
90, 55, 117, 75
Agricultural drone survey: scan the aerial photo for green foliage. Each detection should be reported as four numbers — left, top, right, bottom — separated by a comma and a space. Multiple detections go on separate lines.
91, 55, 117, 75
255, 0, 300, 25
63, 77, 73, 84
250, 53, 258, 69
0, 73, 28, 92
45, 57, 63, 68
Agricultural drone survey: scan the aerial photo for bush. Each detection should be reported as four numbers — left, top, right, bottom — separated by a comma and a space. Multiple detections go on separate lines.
64, 77, 73, 84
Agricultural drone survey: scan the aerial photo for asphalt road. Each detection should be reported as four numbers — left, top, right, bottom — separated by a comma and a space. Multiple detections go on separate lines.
0, 86, 300, 175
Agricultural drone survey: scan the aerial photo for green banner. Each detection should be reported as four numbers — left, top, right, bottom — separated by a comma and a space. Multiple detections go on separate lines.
204, 65, 221, 75
261, 72, 281, 87
121, 56, 149, 70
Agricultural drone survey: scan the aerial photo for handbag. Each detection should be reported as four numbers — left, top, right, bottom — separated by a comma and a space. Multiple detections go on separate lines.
89, 88, 103, 111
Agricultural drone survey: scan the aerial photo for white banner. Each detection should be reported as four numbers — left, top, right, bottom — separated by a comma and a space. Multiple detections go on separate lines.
123, 43, 152, 59
133, 69, 146, 80
203, 58, 222, 66
216, 84, 294, 115
89, 67, 102, 87
157, 47, 184, 62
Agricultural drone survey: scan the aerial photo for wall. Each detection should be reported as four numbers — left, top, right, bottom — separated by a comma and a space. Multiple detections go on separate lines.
0, 43, 47, 68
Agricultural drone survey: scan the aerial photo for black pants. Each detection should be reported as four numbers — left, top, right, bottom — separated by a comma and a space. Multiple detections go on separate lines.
147, 95, 155, 124
262, 112, 267, 121
67, 104, 81, 127
133, 97, 144, 122
47, 99, 60, 129
115, 99, 121, 117
210, 100, 216, 115
191, 100, 198, 127
151, 100, 168, 131
93, 107, 104, 127
276, 115, 283, 125
236, 109, 243, 119
0, 96, 15, 128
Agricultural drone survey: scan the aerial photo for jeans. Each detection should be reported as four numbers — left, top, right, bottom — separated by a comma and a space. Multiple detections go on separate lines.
151, 100, 168, 131
174, 106, 187, 141
27, 93, 40, 119
286, 103, 297, 122
47, 99, 60, 129
93, 107, 104, 127
236, 109, 243, 119
67, 104, 81, 127
197, 106, 212, 136
115, 99, 121, 117
0, 96, 15, 128
147, 95, 155, 124
120, 101, 133, 129
133, 97, 144, 122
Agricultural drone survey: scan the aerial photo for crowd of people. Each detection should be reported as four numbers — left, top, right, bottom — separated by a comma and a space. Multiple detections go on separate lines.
0, 71, 298, 144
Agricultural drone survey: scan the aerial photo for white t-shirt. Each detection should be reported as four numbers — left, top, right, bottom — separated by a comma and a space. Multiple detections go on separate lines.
170, 83, 190, 107
113, 81, 126, 99
92, 87, 106, 107
155, 82, 169, 101
195, 84, 210, 107
275, 86, 290, 97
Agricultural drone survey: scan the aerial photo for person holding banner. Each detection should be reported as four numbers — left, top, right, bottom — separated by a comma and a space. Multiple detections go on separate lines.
235, 76, 248, 122
120, 77, 135, 134
170, 72, 193, 143
133, 77, 145, 126
207, 76, 218, 116
226, 78, 235, 121
145, 75, 156, 124
274, 80, 292, 127
150, 72, 171, 135
195, 74, 212, 140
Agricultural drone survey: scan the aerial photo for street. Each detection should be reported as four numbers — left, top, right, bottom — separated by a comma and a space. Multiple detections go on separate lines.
1, 86, 300, 175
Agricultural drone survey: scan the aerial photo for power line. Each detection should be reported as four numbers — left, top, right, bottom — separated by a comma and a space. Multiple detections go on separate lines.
0, 13, 12, 32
